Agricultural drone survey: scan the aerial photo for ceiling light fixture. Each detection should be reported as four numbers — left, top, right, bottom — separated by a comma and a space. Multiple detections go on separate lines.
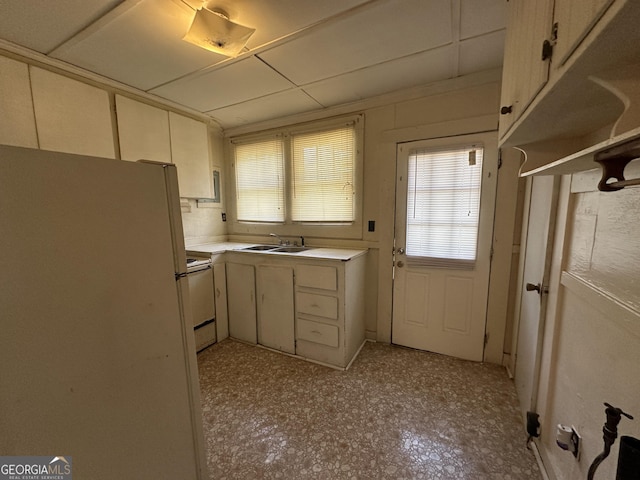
183, 7, 255, 57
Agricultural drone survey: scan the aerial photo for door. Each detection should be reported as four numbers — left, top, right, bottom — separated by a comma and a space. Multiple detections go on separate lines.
257, 265, 295, 354
392, 133, 498, 361
513, 175, 559, 416
227, 262, 257, 344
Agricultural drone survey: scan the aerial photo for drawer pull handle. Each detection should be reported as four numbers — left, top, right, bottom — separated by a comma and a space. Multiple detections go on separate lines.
311, 303, 319, 308
311, 330, 321, 335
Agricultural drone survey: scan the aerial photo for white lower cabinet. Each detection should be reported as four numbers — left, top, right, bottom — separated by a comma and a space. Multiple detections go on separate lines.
226, 262, 257, 344
224, 251, 366, 369
257, 265, 295, 354
293, 257, 366, 369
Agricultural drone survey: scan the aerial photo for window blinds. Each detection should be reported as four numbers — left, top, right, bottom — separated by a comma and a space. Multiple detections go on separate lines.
235, 138, 285, 222
291, 125, 355, 222
405, 145, 483, 269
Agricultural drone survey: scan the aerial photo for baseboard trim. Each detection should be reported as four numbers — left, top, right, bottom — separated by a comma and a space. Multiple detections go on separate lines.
530, 440, 552, 480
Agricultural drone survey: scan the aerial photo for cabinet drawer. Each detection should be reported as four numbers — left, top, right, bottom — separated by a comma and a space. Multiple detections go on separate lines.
297, 319, 339, 348
296, 292, 338, 319
296, 264, 337, 291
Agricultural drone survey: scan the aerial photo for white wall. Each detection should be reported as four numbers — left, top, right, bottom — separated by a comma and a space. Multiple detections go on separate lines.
223, 72, 520, 358
1, 50, 521, 364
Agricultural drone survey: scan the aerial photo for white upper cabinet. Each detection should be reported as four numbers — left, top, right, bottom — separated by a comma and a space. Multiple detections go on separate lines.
31, 67, 115, 158
169, 112, 212, 199
499, 0, 640, 178
498, 0, 555, 138
116, 95, 171, 163
116, 96, 212, 198
552, 0, 614, 65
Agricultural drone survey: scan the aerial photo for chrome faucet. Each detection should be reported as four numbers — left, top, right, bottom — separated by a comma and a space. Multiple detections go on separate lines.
269, 233, 289, 246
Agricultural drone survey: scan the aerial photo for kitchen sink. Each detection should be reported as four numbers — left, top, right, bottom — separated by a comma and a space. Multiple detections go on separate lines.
242, 245, 279, 251
272, 246, 311, 253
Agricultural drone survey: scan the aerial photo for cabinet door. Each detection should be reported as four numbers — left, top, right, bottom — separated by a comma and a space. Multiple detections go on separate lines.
116, 95, 171, 163
226, 263, 257, 344
553, 0, 614, 65
257, 265, 295, 354
169, 112, 212, 199
31, 67, 115, 158
0, 57, 38, 148
499, 0, 555, 138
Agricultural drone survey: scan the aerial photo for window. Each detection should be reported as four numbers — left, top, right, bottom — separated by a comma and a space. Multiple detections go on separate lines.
291, 126, 355, 222
234, 138, 285, 222
232, 118, 360, 226
405, 144, 483, 269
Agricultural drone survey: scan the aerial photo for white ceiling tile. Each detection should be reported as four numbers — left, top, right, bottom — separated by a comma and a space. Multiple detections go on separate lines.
206, 89, 322, 128
459, 0, 506, 39
0, 0, 122, 53
458, 30, 505, 75
0, 0, 507, 128
304, 46, 454, 107
150, 56, 295, 111
204, 0, 371, 50
52, 0, 227, 90
259, 0, 453, 85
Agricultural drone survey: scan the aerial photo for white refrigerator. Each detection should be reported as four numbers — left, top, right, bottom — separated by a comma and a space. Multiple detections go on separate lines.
0, 145, 207, 479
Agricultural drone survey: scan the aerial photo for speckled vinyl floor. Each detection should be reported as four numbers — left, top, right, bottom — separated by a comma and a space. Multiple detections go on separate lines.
197, 340, 541, 480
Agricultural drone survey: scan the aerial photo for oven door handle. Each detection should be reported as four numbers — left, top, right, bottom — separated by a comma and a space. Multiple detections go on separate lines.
187, 264, 212, 274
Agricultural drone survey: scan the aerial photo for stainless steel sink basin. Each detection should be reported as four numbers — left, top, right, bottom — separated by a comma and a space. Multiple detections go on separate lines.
242, 245, 279, 251
272, 246, 311, 253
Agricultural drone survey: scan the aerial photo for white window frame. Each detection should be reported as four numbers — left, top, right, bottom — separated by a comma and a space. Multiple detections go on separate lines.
228, 115, 364, 239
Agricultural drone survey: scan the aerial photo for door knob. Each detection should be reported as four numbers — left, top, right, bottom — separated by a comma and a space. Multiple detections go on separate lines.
396, 247, 405, 254
396, 260, 404, 268
526, 282, 541, 293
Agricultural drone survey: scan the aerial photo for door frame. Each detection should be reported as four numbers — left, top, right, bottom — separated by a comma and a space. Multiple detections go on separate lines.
510, 174, 560, 414
390, 132, 499, 361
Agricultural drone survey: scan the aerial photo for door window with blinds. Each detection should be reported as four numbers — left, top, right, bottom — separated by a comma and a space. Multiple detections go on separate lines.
233, 118, 359, 225
405, 144, 483, 269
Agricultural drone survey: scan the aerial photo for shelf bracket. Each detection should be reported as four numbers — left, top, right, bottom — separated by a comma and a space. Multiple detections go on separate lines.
595, 137, 640, 191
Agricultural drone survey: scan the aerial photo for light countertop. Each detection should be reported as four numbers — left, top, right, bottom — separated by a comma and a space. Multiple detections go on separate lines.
186, 242, 367, 261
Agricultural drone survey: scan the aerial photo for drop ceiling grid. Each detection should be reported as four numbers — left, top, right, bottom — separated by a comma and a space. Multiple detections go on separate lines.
458, 30, 506, 76
302, 45, 455, 108
229, 0, 372, 50
51, 0, 226, 91
150, 56, 297, 111
206, 88, 323, 128
0, 0, 122, 54
459, 0, 507, 39
257, 0, 454, 86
